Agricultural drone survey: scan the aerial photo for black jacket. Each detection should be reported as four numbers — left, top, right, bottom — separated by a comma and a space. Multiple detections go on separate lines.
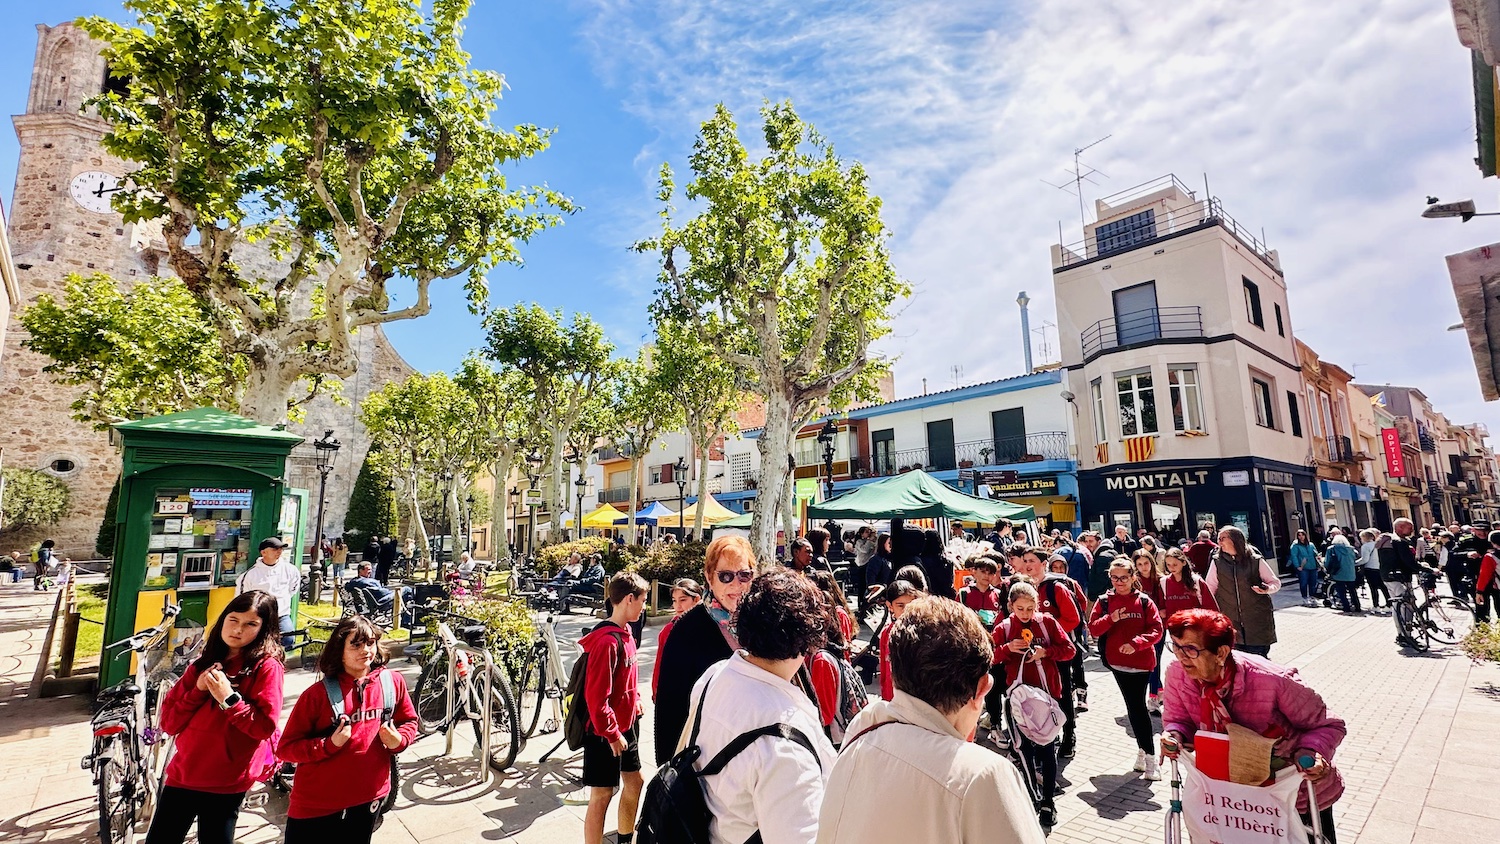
1376, 532, 1421, 581
651, 603, 734, 766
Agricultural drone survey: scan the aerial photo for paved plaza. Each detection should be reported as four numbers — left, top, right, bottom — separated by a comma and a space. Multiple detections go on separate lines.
2, 577, 1498, 843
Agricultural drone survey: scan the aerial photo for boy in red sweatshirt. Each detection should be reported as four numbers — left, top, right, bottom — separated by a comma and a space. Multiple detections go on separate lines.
581, 572, 649, 844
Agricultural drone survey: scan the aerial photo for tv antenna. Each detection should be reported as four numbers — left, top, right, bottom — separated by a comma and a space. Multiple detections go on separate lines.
950, 364, 964, 389
1032, 320, 1057, 364
1043, 135, 1112, 228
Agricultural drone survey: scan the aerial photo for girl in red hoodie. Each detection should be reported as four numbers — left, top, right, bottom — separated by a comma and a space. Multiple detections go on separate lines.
1088, 559, 1164, 781
278, 616, 418, 843
145, 591, 285, 844
994, 579, 1076, 826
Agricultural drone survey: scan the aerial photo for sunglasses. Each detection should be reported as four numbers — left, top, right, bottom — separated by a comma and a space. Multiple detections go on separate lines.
716, 569, 755, 585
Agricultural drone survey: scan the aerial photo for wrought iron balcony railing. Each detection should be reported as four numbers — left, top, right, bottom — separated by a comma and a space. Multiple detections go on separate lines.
1080, 306, 1204, 359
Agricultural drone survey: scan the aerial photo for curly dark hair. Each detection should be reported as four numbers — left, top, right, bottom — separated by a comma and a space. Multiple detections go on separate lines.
735, 569, 827, 661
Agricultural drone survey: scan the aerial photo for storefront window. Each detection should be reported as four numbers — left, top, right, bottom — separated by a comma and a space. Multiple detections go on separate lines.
144, 488, 253, 590
1116, 370, 1157, 436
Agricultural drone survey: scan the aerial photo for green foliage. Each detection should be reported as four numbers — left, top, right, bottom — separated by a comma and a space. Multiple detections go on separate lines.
21, 274, 243, 428
1, 468, 72, 532
78, 0, 572, 420
449, 596, 536, 681
96, 476, 122, 559
630, 541, 710, 586
344, 448, 399, 541
535, 536, 641, 576
1461, 621, 1500, 663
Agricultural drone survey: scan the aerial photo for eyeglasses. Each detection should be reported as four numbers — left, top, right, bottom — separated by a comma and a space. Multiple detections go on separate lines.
1108, 574, 1132, 582
716, 569, 755, 585
1168, 640, 1205, 660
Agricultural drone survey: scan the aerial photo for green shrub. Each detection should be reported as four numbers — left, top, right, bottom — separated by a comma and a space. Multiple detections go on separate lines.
536, 537, 615, 575
449, 596, 536, 681
96, 476, 121, 559
631, 541, 709, 585
1461, 621, 1500, 663
344, 447, 399, 543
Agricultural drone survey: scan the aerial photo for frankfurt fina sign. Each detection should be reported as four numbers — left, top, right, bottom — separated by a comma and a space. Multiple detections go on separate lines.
1105, 469, 1211, 491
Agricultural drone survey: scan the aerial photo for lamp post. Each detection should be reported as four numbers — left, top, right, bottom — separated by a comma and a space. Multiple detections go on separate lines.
817, 419, 838, 501
310, 430, 341, 604
385, 479, 397, 536
525, 449, 543, 558
509, 485, 521, 560
465, 493, 475, 555
674, 455, 690, 541
436, 469, 454, 577
575, 472, 589, 540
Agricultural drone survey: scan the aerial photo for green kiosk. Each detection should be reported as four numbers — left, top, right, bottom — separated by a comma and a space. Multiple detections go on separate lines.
99, 408, 309, 689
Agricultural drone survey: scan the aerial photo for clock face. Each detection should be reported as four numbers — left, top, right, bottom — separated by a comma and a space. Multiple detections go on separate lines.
69, 170, 121, 214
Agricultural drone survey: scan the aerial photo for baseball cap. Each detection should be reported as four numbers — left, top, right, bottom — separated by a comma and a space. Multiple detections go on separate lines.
259, 536, 289, 551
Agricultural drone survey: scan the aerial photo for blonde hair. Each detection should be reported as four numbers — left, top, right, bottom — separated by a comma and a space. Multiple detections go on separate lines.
1008, 579, 1038, 605
704, 534, 755, 580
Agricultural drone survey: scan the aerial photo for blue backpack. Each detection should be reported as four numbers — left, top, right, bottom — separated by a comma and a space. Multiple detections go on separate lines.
323, 669, 398, 723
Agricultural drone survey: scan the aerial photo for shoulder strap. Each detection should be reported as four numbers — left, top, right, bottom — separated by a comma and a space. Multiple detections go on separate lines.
685, 664, 720, 750
322, 676, 346, 720
698, 723, 822, 777
841, 719, 894, 751
378, 669, 397, 721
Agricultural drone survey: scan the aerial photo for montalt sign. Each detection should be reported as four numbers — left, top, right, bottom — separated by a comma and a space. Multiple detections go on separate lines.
1104, 469, 1212, 491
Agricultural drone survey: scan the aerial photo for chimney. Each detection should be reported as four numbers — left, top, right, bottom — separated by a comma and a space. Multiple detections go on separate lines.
1017, 291, 1034, 374
922, 378, 928, 395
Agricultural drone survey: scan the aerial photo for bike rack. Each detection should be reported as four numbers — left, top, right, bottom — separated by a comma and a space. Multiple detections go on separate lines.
438, 622, 495, 780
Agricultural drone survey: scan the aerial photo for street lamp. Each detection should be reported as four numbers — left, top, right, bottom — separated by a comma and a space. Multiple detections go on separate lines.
575, 472, 589, 540
1422, 197, 1500, 222
311, 430, 341, 601
525, 449, 544, 557
508, 485, 522, 560
437, 469, 454, 576
817, 419, 839, 500
674, 455, 690, 541
385, 479, 397, 535
465, 493, 475, 554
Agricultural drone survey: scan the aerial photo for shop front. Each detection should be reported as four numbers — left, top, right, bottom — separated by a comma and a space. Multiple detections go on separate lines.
1079, 457, 1318, 568
1319, 480, 1376, 532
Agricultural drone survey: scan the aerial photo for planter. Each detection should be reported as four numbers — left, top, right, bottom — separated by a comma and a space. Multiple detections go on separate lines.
958, 459, 975, 468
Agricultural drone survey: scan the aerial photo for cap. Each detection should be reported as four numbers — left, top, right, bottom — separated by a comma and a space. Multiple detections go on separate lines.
259, 537, 288, 551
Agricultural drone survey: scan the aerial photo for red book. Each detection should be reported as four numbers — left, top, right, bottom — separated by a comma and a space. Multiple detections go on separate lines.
1194, 730, 1230, 781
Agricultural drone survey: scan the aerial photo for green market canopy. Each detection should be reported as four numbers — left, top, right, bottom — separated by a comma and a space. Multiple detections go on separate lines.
806, 469, 1035, 523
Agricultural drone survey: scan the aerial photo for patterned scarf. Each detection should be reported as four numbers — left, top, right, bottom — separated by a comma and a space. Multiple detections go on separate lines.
1198, 656, 1236, 733
707, 597, 740, 651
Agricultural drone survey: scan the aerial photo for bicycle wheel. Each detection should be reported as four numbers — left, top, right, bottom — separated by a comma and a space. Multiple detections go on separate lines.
470, 663, 521, 771
1424, 596, 1476, 645
514, 649, 546, 739
1394, 600, 1429, 651
95, 739, 136, 844
413, 657, 452, 735
380, 755, 400, 815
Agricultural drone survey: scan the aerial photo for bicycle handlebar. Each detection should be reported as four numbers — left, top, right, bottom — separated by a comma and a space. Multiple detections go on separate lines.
104, 602, 181, 655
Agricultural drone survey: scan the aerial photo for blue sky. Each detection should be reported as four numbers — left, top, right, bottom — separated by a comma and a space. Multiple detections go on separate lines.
5, 1, 1500, 432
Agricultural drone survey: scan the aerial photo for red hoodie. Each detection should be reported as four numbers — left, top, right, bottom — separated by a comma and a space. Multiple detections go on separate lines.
1087, 590, 1163, 673
878, 625, 894, 701
651, 616, 678, 701
1036, 573, 1083, 633
992, 613, 1076, 699
1479, 551, 1499, 594
581, 622, 638, 744
1159, 574, 1219, 618
277, 667, 419, 819
160, 655, 284, 794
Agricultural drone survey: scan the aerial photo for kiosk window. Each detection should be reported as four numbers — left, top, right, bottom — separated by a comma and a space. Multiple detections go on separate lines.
145, 488, 253, 590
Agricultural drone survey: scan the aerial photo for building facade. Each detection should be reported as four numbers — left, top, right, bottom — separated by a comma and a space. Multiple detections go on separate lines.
1295, 340, 1377, 531
1053, 176, 1316, 564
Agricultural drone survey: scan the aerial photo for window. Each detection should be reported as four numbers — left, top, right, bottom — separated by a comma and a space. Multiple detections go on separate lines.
872, 429, 895, 474
1318, 391, 1335, 438
48, 458, 76, 473
1116, 370, 1158, 436
1091, 378, 1108, 443
1243, 278, 1264, 328
1306, 386, 1322, 438
1274, 303, 1285, 337
926, 419, 956, 470
1168, 367, 1204, 432
1252, 374, 1276, 428
1287, 391, 1303, 437
649, 466, 663, 485
1112, 281, 1160, 347
729, 452, 752, 491
1094, 209, 1158, 256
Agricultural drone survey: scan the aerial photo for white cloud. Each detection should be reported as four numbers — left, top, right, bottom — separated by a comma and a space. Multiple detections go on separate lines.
572, 0, 1500, 432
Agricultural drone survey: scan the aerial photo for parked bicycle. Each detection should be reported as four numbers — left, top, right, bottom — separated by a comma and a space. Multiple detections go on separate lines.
514, 611, 568, 739
1395, 570, 1474, 651
82, 601, 204, 844
411, 610, 521, 770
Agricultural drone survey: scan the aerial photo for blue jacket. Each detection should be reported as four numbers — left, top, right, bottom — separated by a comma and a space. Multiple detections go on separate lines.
1289, 542, 1320, 572
1325, 544, 1359, 582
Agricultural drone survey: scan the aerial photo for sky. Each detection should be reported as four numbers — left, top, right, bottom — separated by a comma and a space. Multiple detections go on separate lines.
4, 1, 1500, 433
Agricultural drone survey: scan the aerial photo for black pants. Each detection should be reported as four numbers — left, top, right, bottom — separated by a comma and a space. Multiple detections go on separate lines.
1110, 669, 1154, 754
1332, 581, 1361, 613
1298, 806, 1337, 843
283, 802, 378, 844
1068, 636, 1088, 690
985, 665, 1006, 726
1477, 588, 1499, 623
1021, 736, 1059, 803
1361, 568, 1389, 608
144, 786, 246, 844
1057, 659, 1076, 741
1449, 568, 1472, 602
851, 564, 868, 614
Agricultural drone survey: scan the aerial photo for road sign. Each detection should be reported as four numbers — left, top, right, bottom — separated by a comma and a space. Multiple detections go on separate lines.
524, 489, 543, 508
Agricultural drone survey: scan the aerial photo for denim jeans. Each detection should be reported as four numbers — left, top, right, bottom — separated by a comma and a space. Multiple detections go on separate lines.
1298, 568, 1319, 599
278, 614, 295, 650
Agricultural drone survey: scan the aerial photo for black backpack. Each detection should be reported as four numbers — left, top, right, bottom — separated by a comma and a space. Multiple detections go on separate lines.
819, 646, 869, 745
637, 670, 822, 844
562, 626, 628, 751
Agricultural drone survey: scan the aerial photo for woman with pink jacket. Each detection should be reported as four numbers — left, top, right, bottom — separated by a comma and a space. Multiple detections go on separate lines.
1159, 608, 1347, 842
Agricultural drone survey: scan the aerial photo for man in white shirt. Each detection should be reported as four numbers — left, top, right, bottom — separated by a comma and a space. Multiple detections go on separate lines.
818, 597, 1046, 844
236, 536, 302, 647
682, 570, 837, 844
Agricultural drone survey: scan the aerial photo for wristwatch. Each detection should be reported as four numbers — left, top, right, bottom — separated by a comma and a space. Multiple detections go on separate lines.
218, 692, 243, 710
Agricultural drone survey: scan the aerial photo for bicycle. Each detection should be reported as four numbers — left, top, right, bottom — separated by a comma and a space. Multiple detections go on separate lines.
411, 610, 521, 770
1394, 569, 1475, 651
514, 610, 568, 739
82, 601, 204, 844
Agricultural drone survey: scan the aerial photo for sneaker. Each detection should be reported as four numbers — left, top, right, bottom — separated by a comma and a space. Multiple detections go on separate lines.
1059, 734, 1076, 758
1134, 749, 1149, 772
1146, 694, 1161, 715
1075, 688, 1089, 712
1143, 756, 1162, 781
978, 712, 993, 730
1038, 802, 1057, 826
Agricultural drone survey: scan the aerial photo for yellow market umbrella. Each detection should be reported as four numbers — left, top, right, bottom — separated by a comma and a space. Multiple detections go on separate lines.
656, 494, 739, 528
568, 503, 629, 529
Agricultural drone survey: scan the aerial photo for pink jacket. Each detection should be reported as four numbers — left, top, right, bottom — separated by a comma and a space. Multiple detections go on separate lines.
1162, 654, 1346, 812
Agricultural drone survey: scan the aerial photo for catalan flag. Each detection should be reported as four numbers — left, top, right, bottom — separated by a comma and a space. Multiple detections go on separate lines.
1096, 442, 1109, 464
1123, 435, 1156, 462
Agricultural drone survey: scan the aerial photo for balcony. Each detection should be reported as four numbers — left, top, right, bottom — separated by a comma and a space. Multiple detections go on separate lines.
1419, 430, 1438, 453
1080, 306, 1204, 360
1325, 435, 1355, 464
1054, 178, 1277, 270
864, 432, 1070, 477
598, 486, 633, 505
596, 445, 634, 462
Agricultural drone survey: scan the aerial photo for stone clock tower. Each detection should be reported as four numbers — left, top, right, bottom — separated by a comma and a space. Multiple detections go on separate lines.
0, 23, 413, 556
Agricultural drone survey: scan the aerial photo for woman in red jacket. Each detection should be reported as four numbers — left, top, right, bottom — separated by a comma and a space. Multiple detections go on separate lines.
277, 616, 418, 843
1477, 530, 1500, 622
1151, 547, 1215, 713
1088, 559, 1164, 781
994, 578, 1076, 826
145, 591, 285, 844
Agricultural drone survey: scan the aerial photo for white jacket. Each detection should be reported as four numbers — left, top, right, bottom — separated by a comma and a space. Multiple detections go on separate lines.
235, 560, 301, 617
682, 653, 837, 844
817, 691, 1046, 844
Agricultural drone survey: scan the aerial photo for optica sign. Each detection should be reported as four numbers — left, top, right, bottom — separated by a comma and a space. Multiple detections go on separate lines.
1380, 428, 1406, 477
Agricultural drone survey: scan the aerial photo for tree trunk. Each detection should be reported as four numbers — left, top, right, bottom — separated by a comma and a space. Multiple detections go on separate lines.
693, 448, 709, 538
237, 358, 302, 423
490, 453, 511, 563
751, 390, 795, 563
545, 434, 565, 539
627, 456, 640, 545
406, 467, 429, 564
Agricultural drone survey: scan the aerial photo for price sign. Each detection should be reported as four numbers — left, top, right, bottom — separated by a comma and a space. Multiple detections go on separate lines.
157, 499, 191, 515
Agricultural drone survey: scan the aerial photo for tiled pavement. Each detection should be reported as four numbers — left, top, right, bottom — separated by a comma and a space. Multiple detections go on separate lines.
2, 578, 1497, 843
